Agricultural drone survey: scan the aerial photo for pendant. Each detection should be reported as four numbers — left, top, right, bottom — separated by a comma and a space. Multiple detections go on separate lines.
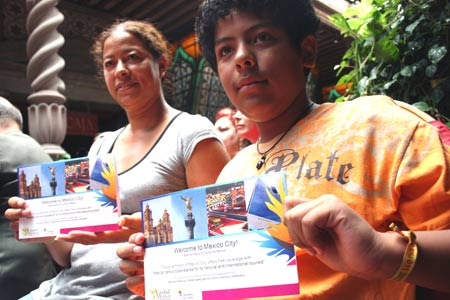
256, 154, 266, 170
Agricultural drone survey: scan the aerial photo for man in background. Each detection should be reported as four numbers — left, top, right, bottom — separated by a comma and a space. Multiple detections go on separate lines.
0, 96, 58, 300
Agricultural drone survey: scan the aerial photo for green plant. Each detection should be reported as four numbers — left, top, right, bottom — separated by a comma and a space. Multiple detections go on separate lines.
330, 0, 450, 125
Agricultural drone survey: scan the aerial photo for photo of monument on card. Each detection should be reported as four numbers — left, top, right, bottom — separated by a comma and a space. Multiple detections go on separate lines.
141, 172, 288, 244
141, 188, 209, 247
18, 157, 90, 199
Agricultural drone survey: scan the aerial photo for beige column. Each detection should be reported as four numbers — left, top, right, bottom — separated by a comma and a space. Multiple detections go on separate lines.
25, 0, 67, 158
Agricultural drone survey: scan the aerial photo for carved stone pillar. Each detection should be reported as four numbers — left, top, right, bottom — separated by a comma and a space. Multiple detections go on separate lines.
25, 0, 67, 158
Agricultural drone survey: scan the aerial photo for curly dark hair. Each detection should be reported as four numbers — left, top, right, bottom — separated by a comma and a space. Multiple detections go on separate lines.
91, 19, 173, 78
90, 19, 175, 101
195, 0, 320, 72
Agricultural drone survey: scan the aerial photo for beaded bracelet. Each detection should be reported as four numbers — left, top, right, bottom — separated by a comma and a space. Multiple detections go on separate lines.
389, 223, 418, 281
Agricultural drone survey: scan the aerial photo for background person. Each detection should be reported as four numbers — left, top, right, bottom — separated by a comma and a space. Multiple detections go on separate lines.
214, 106, 235, 121
5, 19, 229, 300
232, 109, 258, 146
0, 97, 58, 300
214, 107, 241, 158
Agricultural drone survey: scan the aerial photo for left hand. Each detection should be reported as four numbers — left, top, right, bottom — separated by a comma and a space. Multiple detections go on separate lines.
283, 194, 387, 280
56, 212, 142, 244
117, 232, 146, 297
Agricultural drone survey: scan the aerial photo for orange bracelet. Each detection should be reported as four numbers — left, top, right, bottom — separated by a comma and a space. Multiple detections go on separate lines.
389, 223, 418, 281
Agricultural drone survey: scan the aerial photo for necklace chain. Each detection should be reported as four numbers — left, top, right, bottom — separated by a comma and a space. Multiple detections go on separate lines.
256, 102, 315, 170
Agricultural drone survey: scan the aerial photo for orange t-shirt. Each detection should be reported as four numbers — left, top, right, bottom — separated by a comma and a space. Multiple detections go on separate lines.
218, 96, 450, 300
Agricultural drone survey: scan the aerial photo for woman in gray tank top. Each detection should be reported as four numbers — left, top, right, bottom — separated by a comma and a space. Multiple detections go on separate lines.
6, 20, 229, 300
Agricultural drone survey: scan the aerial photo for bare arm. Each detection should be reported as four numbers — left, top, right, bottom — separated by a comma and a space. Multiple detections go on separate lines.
185, 138, 230, 188
283, 195, 450, 293
402, 230, 450, 292
45, 240, 73, 268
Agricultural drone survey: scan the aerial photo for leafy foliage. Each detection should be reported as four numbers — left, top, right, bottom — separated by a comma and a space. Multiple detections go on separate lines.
330, 0, 450, 125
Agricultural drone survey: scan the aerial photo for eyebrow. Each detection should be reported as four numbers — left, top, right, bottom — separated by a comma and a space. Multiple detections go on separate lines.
214, 22, 275, 46
103, 46, 143, 58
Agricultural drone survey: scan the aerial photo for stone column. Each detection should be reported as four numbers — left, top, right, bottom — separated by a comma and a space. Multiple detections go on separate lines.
25, 0, 67, 158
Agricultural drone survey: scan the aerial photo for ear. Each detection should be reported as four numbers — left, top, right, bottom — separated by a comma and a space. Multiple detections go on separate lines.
158, 55, 169, 78
300, 35, 317, 68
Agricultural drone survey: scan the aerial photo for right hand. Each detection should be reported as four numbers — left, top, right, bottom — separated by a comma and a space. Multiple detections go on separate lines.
4, 196, 55, 243
283, 194, 388, 280
56, 213, 143, 245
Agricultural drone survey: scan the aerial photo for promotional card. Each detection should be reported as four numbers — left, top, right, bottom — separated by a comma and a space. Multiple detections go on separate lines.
18, 155, 120, 239
141, 172, 299, 300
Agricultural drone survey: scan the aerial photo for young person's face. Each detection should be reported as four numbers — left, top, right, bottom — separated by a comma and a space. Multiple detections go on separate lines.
214, 10, 313, 123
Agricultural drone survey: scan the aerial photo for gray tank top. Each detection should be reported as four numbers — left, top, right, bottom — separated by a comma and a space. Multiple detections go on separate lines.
31, 111, 219, 300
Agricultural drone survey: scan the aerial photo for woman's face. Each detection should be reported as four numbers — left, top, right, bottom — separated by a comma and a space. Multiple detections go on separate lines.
102, 29, 164, 112
214, 116, 241, 158
232, 110, 257, 140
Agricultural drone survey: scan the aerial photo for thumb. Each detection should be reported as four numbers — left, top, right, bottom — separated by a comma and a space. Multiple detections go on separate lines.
119, 213, 142, 231
284, 196, 310, 211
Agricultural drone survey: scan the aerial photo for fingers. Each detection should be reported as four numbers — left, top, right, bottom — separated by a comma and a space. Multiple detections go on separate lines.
116, 235, 145, 259
117, 242, 140, 259
125, 275, 146, 297
8, 196, 26, 208
118, 213, 142, 231
5, 197, 31, 221
57, 227, 138, 244
283, 196, 309, 211
57, 231, 103, 245
117, 235, 145, 298
119, 258, 144, 276
129, 232, 146, 245
284, 194, 343, 255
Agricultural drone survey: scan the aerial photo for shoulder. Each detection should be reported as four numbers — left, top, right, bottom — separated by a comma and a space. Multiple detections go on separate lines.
171, 112, 217, 141
348, 96, 427, 117
175, 112, 215, 130
88, 128, 123, 157
0, 131, 51, 163
323, 95, 433, 124
2, 131, 47, 151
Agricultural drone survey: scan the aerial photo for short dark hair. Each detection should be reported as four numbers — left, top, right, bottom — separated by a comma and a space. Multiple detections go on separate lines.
195, 0, 320, 72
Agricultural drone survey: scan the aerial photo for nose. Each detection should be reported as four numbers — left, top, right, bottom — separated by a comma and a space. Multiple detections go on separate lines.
115, 59, 129, 77
235, 43, 255, 71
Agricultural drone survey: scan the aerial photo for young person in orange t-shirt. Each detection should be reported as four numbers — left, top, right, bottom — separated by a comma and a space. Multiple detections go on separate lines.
117, 1, 450, 299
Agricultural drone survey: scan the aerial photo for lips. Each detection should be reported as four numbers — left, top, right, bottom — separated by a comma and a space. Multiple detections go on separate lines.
236, 77, 266, 91
116, 81, 137, 92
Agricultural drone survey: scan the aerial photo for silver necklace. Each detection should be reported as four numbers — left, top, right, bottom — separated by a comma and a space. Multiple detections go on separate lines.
256, 102, 315, 170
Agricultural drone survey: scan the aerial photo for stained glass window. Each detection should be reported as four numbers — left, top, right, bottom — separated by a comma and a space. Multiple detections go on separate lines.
170, 34, 232, 122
